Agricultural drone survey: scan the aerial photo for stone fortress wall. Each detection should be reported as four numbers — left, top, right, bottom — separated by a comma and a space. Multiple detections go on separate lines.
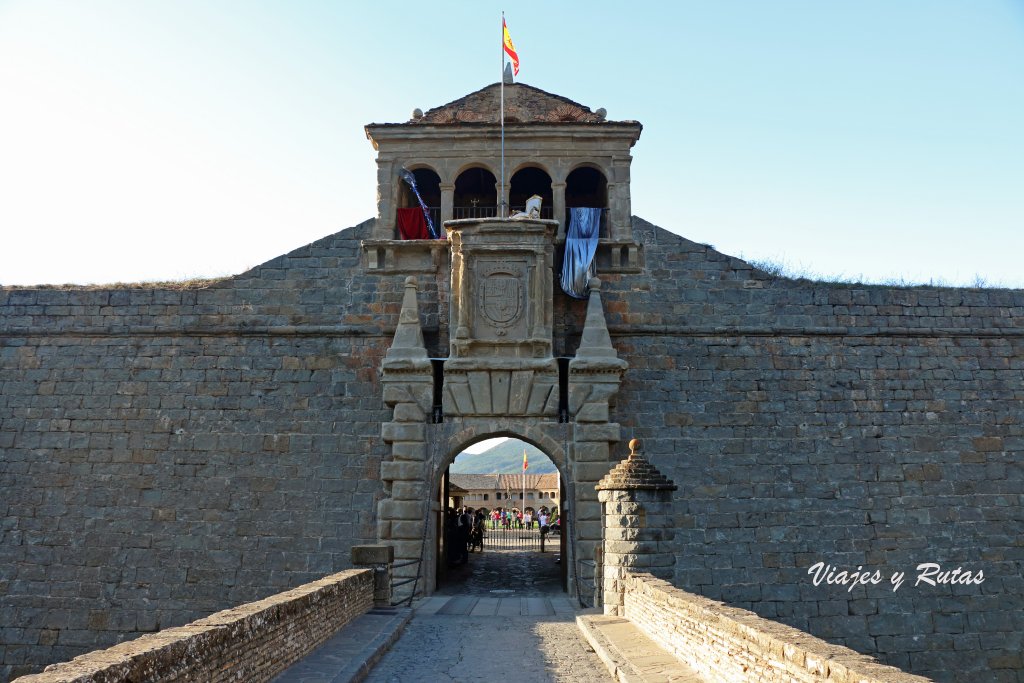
612, 218, 1023, 681
0, 221, 399, 681
2, 216, 1022, 681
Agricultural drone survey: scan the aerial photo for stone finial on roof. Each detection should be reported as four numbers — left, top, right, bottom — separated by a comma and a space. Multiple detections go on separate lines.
596, 439, 677, 491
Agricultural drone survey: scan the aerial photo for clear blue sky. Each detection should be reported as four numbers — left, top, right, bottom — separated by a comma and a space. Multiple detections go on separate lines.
2, 1, 1022, 286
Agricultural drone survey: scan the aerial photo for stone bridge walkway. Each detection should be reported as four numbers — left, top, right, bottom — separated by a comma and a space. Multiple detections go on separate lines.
276, 548, 614, 683
364, 549, 613, 683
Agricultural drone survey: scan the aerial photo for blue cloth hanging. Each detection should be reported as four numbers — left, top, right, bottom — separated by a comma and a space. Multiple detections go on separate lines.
560, 207, 602, 298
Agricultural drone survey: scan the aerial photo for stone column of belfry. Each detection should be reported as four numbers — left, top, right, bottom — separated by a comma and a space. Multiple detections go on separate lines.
551, 181, 567, 239
439, 182, 455, 224
609, 157, 633, 240
595, 439, 677, 616
496, 181, 510, 216
379, 276, 433, 601
375, 160, 397, 239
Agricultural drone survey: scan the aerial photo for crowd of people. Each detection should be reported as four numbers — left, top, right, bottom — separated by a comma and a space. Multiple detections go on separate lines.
445, 505, 559, 567
488, 506, 553, 530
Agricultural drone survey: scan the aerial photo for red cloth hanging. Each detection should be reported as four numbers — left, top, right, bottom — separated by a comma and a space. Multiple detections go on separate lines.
397, 208, 429, 240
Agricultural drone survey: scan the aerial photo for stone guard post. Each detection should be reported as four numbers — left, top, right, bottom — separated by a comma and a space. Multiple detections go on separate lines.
596, 439, 677, 616
351, 544, 395, 607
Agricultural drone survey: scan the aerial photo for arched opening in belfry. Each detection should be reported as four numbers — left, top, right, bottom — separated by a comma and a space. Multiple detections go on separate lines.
509, 166, 553, 218
397, 167, 440, 227
434, 436, 567, 597
453, 166, 498, 219
565, 166, 608, 236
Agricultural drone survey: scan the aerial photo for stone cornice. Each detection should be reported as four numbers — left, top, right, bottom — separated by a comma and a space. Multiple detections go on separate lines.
366, 122, 642, 149
8, 323, 1021, 341
606, 325, 1024, 339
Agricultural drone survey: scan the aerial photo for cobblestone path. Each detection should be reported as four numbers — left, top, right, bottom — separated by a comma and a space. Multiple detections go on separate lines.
436, 541, 564, 596
364, 549, 613, 683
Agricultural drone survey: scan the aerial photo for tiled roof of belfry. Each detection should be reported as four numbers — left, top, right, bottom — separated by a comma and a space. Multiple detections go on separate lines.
375, 82, 636, 126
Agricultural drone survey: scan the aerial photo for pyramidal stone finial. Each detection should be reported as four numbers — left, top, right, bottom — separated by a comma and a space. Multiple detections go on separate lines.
596, 439, 677, 491
384, 276, 429, 365
575, 278, 624, 363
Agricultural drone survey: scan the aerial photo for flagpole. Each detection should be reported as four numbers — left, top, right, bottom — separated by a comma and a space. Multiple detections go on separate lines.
522, 449, 526, 523
500, 11, 506, 218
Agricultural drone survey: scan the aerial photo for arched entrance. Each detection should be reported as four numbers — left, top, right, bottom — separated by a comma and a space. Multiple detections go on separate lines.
434, 437, 567, 596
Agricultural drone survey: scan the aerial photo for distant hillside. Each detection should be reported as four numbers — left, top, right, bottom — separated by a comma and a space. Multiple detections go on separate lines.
450, 440, 557, 474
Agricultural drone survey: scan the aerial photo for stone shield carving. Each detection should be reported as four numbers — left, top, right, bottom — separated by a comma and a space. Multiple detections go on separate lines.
476, 262, 527, 337
482, 273, 521, 326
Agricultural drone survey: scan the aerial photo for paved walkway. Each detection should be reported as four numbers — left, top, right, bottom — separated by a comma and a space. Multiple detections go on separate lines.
273, 549, 613, 683
435, 540, 564, 596
363, 548, 613, 683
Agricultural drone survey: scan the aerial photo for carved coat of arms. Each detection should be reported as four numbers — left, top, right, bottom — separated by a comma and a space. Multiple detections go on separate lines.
481, 273, 522, 327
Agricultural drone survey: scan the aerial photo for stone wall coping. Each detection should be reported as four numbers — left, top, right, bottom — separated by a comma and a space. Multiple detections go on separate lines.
351, 544, 395, 565
13, 569, 374, 683
624, 573, 933, 683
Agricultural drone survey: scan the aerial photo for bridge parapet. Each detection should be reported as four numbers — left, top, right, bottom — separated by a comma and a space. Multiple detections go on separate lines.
618, 572, 934, 683
12, 569, 374, 683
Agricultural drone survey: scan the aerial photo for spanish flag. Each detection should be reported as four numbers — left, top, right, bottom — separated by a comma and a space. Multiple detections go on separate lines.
503, 18, 520, 76
522, 450, 529, 471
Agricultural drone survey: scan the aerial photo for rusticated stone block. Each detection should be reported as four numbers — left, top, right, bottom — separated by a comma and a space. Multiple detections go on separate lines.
392, 402, 425, 422
351, 544, 394, 566
575, 402, 609, 422
378, 499, 423, 521
391, 480, 426, 500
380, 461, 422, 482
574, 441, 610, 463
575, 423, 621, 443
391, 442, 427, 461
381, 421, 425, 443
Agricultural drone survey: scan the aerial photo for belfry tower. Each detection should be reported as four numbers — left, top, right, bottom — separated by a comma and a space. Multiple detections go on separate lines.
364, 82, 642, 600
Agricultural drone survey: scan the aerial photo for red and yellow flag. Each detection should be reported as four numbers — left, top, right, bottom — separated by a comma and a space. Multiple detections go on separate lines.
503, 18, 520, 76
522, 450, 529, 471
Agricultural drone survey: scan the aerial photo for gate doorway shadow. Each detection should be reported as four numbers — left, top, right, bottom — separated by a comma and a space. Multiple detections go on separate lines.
435, 437, 568, 596
437, 547, 563, 596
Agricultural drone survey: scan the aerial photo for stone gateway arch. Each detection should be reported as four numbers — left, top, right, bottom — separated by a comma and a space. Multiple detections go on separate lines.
379, 218, 627, 603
